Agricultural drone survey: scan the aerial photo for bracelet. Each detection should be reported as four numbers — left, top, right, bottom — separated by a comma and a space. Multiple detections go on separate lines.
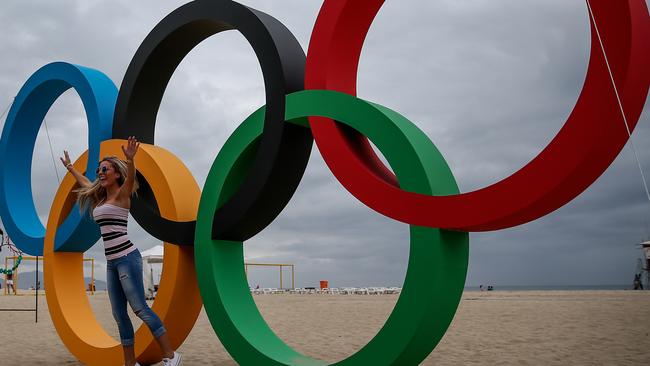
66, 163, 73, 169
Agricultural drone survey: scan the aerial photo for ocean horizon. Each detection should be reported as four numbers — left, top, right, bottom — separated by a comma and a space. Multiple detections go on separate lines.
464, 284, 634, 291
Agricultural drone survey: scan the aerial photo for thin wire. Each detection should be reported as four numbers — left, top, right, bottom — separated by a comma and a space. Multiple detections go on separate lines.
585, 0, 650, 204
0, 97, 15, 125
43, 118, 61, 184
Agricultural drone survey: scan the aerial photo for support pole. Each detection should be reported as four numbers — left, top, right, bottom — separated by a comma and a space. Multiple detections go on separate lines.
646, 259, 650, 290
91, 258, 95, 295
35, 256, 38, 323
3, 257, 6, 295
14, 257, 18, 295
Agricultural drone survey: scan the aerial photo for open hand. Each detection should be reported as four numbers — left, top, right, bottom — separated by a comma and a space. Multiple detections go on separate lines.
59, 150, 72, 168
121, 136, 140, 161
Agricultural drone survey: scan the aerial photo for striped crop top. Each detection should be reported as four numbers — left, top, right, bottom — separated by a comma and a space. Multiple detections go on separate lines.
93, 203, 136, 260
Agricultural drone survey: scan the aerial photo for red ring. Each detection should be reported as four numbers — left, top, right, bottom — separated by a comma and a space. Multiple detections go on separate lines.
305, 0, 650, 231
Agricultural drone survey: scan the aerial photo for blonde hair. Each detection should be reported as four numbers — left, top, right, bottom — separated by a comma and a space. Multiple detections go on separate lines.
76, 156, 139, 213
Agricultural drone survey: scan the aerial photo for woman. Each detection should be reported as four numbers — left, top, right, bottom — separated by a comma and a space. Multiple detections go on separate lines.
61, 137, 182, 366
6, 271, 15, 295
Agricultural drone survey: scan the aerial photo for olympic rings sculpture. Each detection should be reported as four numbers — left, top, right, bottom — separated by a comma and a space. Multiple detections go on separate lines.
0, 0, 648, 365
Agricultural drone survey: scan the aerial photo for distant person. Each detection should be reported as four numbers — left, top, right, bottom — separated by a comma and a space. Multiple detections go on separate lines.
479, 285, 484, 291
61, 137, 182, 366
633, 273, 643, 290
6, 272, 16, 295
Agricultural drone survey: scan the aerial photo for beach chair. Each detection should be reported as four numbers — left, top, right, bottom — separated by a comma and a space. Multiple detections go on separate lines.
355, 287, 369, 295
384, 287, 398, 294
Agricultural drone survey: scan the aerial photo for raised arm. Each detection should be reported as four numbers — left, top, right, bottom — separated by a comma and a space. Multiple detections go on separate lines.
119, 136, 139, 199
60, 150, 92, 188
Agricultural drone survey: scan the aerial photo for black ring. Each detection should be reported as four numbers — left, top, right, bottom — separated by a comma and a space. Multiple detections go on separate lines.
113, 0, 312, 243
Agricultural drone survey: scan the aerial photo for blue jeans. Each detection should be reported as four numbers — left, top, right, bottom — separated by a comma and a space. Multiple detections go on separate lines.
106, 249, 166, 346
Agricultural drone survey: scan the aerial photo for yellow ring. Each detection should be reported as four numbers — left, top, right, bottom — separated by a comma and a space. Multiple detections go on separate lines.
44, 139, 202, 365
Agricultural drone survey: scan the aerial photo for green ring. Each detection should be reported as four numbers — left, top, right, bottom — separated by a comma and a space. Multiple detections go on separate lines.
195, 90, 469, 365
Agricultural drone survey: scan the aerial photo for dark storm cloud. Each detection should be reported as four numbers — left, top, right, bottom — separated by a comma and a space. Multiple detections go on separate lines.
1, 0, 649, 288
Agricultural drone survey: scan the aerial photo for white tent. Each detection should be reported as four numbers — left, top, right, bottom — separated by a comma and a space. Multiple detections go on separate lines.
141, 245, 164, 299
141, 245, 164, 261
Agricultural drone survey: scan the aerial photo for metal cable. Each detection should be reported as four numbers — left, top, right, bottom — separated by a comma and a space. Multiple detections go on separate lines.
586, 0, 650, 205
43, 118, 62, 184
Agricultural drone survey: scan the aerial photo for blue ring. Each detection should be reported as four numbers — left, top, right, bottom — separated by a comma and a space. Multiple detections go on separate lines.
0, 62, 117, 255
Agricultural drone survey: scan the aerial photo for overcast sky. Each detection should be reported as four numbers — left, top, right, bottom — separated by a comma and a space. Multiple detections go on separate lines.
1, 0, 650, 288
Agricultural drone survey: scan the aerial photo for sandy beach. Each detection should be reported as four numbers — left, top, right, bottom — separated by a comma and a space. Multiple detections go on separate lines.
0, 290, 648, 365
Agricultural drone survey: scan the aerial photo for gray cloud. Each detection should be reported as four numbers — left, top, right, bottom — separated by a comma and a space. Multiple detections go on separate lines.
1, 0, 649, 289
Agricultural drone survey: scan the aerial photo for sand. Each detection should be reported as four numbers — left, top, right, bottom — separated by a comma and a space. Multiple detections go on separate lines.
0, 290, 648, 365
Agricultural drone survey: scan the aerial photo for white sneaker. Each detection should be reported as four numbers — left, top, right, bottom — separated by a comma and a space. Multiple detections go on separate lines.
162, 351, 182, 366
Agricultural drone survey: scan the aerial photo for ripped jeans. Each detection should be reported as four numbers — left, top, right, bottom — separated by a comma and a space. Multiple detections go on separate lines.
106, 249, 166, 346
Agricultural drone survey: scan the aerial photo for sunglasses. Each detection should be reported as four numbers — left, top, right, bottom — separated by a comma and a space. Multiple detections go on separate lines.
95, 166, 110, 175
